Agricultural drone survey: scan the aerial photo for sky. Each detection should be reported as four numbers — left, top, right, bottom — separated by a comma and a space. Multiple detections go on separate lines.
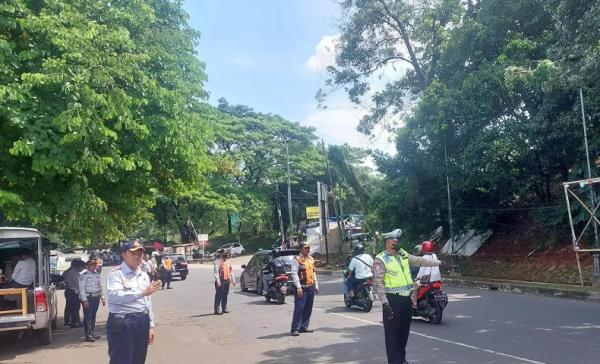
182, 0, 396, 155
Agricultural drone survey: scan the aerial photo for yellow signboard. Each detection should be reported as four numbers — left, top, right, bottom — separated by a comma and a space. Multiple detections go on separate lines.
305, 206, 319, 220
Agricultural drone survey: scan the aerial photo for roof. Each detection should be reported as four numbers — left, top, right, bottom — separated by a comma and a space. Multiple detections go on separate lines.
0, 227, 42, 239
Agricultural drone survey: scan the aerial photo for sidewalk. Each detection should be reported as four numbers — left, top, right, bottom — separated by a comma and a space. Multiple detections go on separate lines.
315, 269, 600, 303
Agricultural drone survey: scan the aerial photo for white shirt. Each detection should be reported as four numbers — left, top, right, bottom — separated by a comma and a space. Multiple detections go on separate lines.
348, 254, 373, 279
12, 257, 36, 285
417, 253, 442, 282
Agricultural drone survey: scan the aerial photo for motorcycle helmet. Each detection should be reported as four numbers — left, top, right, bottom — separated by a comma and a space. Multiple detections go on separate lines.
352, 244, 365, 256
422, 240, 434, 254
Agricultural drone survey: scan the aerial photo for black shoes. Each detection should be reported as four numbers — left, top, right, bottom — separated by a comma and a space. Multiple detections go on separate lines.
167, 286, 173, 289
222, 309, 229, 314
70, 322, 82, 328
290, 330, 300, 336
214, 311, 222, 315
92, 332, 101, 339
84, 335, 95, 342
299, 328, 314, 333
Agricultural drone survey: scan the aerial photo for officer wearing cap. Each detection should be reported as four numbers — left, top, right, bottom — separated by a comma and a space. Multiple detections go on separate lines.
79, 257, 105, 342
373, 229, 442, 364
107, 239, 162, 364
290, 241, 319, 336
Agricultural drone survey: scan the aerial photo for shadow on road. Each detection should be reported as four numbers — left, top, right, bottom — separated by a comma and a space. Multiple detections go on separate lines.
257, 325, 387, 364
0, 320, 107, 361
189, 313, 218, 318
256, 332, 292, 340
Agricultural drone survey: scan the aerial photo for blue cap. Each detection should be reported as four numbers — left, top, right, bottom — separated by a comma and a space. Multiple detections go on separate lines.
120, 240, 144, 253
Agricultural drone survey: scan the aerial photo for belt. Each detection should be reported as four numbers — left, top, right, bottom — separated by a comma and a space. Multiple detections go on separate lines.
110, 311, 149, 318
384, 285, 413, 295
86, 292, 102, 297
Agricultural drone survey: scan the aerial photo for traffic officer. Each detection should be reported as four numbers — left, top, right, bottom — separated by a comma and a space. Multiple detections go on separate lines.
79, 257, 105, 342
107, 240, 162, 364
161, 254, 174, 289
214, 249, 235, 315
372, 229, 441, 364
290, 241, 319, 336
62, 259, 84, 328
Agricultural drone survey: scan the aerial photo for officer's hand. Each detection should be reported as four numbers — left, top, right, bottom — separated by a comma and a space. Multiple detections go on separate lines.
82, 301, 89, 309
101, 297, 106, 307
148, 328, 156, 345
143, 281, 162, 297
296, 288, 303, 298
216, 282, 221, 288
315, 287, 320, 294
382, 303, 394, 321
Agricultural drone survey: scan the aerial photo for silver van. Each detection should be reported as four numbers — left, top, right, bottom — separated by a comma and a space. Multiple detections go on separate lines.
0, 227, 58, 345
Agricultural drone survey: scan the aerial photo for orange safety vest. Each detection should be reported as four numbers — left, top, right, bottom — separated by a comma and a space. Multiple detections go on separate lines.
219, 260, 231, 281
164, 258, 173, 271
296, 255, 315, 286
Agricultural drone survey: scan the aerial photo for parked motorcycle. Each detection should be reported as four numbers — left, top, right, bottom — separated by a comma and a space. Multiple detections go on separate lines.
412, 280, 448, 324
343, 279, 375, 312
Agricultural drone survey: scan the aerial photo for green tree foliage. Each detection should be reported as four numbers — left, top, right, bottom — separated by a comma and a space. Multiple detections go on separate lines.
0, 0, 212, 243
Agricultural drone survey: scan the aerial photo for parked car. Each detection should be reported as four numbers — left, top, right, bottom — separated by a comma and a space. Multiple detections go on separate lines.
169, 254, 188, 280
220, 243, 245, 256
0, 227, 59, 345
239, 249, 299, 295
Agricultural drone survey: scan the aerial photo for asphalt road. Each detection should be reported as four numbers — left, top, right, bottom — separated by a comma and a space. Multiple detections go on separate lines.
1, 256, 599, 363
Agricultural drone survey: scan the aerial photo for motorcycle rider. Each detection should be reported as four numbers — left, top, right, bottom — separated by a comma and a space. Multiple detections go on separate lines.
343, 244, 373, 299
372, 229, 441, 364
416, 241, 442, 283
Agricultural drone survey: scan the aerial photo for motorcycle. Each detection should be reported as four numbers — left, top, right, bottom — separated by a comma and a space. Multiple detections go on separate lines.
343, 279, 375, 312
412, 280, 448, 324
264, 257, 292, 304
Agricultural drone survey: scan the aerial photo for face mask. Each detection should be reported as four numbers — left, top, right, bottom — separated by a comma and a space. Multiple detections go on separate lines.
392, 242, 401, 252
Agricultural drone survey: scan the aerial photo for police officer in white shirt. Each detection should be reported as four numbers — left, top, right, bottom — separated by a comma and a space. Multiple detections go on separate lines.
343, 244, 373, 298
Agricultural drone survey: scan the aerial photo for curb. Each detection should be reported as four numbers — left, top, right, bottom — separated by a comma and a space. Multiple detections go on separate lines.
315, 269, 600, 303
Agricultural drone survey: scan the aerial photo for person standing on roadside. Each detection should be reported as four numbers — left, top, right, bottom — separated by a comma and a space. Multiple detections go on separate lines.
62, 259, 84, 328
79, 257, 105, 342
373, 229, 442, 364
290, 241, 319, 336
161, 254, 174, 289
213, 250, 235, 315
141, 254, 156, 281
107, 240, 162, 364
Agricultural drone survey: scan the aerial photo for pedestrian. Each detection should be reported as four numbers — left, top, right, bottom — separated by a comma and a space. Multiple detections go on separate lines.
161, 254, 174, 289
79, 257, 105, 342
141, 254, 155, 281
62, 259, 84, 328
213, 249, 235, 315
106, 239, 162, 364
150, 253, 158, 279
290, 241, 319, 336
373, 229, 442, 364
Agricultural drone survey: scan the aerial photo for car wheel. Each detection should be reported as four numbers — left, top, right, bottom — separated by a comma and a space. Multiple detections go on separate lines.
256, 277, 263, 295
35, 326, 52, 346
240, 275, 248, 292
180, 274, 187, 281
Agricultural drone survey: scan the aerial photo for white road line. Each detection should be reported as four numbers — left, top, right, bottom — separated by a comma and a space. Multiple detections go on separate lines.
313, 308, 546, 364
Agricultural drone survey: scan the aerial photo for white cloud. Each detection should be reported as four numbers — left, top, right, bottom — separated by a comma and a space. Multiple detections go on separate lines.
305, 35, 340, 74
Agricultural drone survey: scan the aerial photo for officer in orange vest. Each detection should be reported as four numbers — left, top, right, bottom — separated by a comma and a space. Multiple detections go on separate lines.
161, 254, 174, 290
290, 241, 319, 336
214, 250, 235, 315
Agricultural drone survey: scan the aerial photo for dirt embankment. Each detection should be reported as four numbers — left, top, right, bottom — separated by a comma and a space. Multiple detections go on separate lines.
451, 226, 594, 285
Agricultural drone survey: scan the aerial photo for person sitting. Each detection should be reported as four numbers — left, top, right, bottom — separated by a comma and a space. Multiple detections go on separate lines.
343, 244, 373, 298
2, 251, 35, 289
416, 241, 442, 283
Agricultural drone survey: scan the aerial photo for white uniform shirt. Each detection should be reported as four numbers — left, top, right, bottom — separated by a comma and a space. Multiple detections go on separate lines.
417, 253, 442, 282
348, 254, 374, 279
12, 257, 35, 285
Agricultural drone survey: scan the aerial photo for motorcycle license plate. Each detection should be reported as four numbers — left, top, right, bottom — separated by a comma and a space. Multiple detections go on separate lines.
434, 292, 448, 302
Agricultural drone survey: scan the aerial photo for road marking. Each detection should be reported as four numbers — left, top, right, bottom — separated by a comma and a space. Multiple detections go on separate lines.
313, 308, 546, 364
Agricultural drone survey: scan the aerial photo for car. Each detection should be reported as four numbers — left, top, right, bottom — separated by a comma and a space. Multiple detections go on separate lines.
239, 249, 299, 295
220, 243, 245, 256
0, 227, 59, 346
169, 254, 188, 280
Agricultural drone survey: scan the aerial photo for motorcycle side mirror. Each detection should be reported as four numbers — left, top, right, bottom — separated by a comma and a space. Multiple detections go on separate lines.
241, 264, 246, 269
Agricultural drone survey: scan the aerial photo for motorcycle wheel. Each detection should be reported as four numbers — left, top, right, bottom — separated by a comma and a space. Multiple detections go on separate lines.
429, 303, 443, 324
343, 294, 352, 309
363, 299, 373, 312
256, 277, 263, 296
276, 292, 285, 304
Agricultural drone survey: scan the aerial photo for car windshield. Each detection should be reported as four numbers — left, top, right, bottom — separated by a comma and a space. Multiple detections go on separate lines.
170, 254, 185, 261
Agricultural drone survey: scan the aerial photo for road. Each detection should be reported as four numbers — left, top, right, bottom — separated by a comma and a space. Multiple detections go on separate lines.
1, 256, 599, 363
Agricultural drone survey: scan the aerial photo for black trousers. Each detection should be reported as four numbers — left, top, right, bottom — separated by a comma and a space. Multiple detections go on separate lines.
83, 296, 101, 336
383, 294, 412, 364
161, 271, 172, 288
64, 288, 81, 325
214, 280, 230, 312
107, 312, 150, 364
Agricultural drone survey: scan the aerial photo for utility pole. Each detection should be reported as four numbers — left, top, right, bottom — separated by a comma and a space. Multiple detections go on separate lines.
321, 140, 345, 251
445, 143, 459, 275
579, 88, 600, 286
